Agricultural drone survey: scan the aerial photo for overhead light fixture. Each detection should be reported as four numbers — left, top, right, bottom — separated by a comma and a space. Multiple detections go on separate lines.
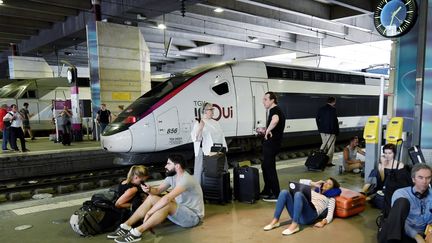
0, 0, 3, 4
137, 14, 146, 20
214, 7, 224, 13
157, 23, 167, 30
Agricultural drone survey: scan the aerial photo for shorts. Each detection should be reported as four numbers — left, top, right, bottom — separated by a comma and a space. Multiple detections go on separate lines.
23, 120, 30, 129
167, 204, 200, 228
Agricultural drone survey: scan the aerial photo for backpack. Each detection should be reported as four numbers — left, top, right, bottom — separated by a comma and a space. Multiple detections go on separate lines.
70, 194, 122, 236
3, 112, 13, 128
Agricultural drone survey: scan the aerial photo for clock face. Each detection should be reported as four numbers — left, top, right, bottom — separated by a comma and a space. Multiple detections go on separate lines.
374, 0, 417, 38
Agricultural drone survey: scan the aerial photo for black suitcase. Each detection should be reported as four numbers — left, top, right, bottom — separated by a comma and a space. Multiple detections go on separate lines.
305, 151, 328, 171
233, 166, 260, 203
305, 135, 335, 171
408, 145, 426, 164
201, 172, 231, 204
203, 153, 226, 178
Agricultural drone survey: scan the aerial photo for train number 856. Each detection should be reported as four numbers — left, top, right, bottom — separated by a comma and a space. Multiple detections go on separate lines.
167, 128, 178, 134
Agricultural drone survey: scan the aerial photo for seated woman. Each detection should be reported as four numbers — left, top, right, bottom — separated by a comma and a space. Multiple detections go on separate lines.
361, 143, 408, 209
263, 177, 341, 235
115, 165, 150, 221
343, 136, 365, 173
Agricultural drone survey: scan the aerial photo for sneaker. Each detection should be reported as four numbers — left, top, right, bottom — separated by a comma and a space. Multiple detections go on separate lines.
352, 168, 361, 174
262, 195, 278, 202
107, 227, 130, 239
259, 192, 271, 199
114, 232, 142, 243
22, 149, 30, 152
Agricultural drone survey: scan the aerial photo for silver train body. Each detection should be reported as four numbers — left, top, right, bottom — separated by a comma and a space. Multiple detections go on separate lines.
101, 61, 387, 164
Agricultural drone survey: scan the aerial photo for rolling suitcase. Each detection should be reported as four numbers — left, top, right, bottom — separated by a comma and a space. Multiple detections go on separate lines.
305, 136, 335, 171
408, 145, 426, 164
335, 188, 366, 218
203, 153, 226, 178
201, 171, 231, 204
233, 166, 260, 203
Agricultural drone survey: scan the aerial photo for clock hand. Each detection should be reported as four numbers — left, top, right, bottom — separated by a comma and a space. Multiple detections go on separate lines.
390, 6, 402, 27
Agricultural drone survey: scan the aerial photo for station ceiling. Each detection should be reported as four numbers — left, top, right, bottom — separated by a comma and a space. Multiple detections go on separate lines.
0, 0, 384, 74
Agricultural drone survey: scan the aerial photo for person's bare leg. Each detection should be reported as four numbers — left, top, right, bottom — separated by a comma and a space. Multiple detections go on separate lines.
124, 195, 161, 227
135, 201, 177, 233
269, 218, 279, 226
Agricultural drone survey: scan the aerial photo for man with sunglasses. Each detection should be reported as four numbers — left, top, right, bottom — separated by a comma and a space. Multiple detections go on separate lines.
378, 163, 432, 243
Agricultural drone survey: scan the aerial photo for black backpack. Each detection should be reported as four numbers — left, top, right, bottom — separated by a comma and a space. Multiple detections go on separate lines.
70, 192, 122, 236
3, 112, 13, 128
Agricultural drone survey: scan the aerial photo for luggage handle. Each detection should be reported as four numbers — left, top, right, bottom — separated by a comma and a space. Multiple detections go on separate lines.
210, 143, 226, 153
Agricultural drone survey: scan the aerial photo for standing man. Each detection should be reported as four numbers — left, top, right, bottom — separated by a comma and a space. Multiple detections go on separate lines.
20, 103, 35, 140
3, 104, 28, 152
96, 103, 112, 136
316, 96, 339, 167
0, 104, 10, 151
261, 91, 285, 202
378, 163, 432, 243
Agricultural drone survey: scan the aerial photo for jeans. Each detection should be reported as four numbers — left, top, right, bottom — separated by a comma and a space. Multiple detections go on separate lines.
2, 127, 9, 150
273, 190, 318, 225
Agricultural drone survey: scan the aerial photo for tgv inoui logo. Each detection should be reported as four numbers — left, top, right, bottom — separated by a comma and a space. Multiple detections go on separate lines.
193, 101, 233, 121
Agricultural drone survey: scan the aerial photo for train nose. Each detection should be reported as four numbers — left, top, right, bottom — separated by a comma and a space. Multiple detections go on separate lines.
101, 129, 132, 152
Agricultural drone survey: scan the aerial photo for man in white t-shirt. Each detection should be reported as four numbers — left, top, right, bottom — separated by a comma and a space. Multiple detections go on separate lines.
3, 104, 28, 152
107, 154, 204, 243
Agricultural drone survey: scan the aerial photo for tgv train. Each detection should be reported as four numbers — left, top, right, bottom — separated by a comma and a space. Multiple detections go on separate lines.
101, 61, 387, 164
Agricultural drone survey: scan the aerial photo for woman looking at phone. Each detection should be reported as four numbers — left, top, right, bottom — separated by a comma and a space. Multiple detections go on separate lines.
115, 165, 150, 220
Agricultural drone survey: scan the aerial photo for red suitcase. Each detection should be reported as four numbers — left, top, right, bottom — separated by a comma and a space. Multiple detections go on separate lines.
335, 188, 366, 218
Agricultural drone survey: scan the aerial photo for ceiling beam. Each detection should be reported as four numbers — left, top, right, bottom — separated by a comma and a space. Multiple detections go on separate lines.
0, 7, 65, 22
0, 27, 38, 36
28, 0, 92, 10
0, 16, 52, 30
327, 0, 373, 14
2, 0, 79, 16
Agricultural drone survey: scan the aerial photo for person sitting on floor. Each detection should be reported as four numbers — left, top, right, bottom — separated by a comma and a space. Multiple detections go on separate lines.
115, 165, 149, 221
263, 177, 341, 236
107, 154, 204, 243
343, 136, 365, 173
378, 163, 432, 243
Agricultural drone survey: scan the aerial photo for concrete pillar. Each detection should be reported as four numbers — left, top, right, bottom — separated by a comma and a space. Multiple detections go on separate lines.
9, 43, 18, 56
87, 21, 151, 120
394, 0, 432, 162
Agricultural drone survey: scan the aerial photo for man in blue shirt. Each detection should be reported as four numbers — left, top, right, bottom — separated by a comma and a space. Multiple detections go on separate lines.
378, 163, 432, 243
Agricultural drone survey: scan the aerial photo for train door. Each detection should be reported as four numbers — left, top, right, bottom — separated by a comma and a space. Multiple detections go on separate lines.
251, 82, 268, 130
155, 107, 180, 151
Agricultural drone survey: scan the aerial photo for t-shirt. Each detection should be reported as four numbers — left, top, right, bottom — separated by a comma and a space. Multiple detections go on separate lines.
98, 109, 111, 124
163, 172, 204, 218
266, 106, 286, 142
20, 108, 29, 121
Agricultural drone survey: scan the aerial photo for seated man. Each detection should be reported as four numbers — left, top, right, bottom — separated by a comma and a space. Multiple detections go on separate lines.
378, 163, 432, 243
342, 136, 365, 173
107, 154, 204, 243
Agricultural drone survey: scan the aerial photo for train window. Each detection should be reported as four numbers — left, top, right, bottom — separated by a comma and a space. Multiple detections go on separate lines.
212, 82, 229, 95
22, 90, 37, 98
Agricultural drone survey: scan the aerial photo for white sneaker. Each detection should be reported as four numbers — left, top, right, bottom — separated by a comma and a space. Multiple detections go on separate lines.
353, 168, 361, 174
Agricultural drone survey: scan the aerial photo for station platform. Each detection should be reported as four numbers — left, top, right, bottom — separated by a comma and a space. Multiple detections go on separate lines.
0, 156, 380, 243
0, 137, 119, 182
0, 137, 101, 158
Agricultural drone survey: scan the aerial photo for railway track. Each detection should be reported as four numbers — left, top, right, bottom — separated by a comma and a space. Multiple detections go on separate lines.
0, 144, 346, 203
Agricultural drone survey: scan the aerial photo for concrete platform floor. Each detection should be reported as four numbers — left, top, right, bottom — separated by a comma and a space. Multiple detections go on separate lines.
0, 157, 380, 243
0, 137, 101, 158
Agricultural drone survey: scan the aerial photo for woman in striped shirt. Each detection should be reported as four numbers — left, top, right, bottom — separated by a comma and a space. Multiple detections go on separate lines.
263, 177, 341, 235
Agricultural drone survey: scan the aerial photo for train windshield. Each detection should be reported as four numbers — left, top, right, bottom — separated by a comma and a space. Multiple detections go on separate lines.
102, 74, 192, 136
